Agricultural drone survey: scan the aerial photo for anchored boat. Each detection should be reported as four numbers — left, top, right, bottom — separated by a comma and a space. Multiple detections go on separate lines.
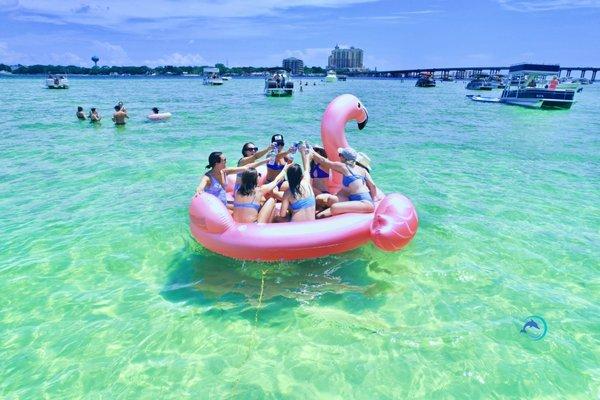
203, 67, 224, 85
325, 70, 338, 82
46, 74, 69, 89
500, 64, 576, 109
264, 70, 294, 97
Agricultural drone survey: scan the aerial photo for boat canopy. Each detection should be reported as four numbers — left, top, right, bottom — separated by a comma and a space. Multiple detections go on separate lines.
203, 67, 219, 74
508, 63, 560, 75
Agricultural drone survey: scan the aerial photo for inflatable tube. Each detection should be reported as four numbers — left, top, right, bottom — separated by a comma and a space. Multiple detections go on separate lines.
147, 112, 171, 121
189, 94, 418, 261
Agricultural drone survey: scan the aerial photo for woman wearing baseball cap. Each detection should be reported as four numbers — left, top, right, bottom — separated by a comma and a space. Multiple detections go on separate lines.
264, 133, 293, 201
310, 147, 376, 218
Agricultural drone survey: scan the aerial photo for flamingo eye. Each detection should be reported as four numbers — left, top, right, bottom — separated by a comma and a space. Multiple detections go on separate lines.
357, 103, 361, 108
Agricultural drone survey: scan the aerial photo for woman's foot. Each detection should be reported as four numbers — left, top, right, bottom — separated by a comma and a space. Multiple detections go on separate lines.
316, 209, 331, 219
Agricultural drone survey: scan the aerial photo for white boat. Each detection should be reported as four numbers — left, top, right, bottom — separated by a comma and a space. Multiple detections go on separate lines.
203, 67, 224, 85
325, 70, 338, 82
222, 76, 231, 81
264, 70, 293, 97
500, 64, 576, 109
46, 74, 69, 89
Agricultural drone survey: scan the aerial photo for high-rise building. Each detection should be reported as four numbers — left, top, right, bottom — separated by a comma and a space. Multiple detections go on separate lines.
327, 45, 364, 70
282, 57, 304, 75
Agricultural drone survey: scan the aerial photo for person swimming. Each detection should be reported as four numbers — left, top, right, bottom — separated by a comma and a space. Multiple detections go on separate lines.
310, 147, 377, 218
76, 106, 86, 120
233, 164, 289, 223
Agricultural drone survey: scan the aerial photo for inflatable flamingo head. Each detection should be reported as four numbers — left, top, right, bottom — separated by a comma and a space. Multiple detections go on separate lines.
370, 194, 419, 252
321, 94, 369, 193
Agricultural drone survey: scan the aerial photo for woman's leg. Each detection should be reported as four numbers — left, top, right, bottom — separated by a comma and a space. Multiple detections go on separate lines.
317, 200, 374, 218
257, 198, 276, 223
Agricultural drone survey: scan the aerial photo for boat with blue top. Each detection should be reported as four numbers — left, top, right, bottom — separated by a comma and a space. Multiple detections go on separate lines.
500, 63, 576, 109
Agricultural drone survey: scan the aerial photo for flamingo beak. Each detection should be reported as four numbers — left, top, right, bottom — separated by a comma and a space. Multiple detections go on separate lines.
357, 108, 368, 130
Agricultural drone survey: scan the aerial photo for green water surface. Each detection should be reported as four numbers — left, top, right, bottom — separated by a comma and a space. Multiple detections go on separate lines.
1, 77, 598, 399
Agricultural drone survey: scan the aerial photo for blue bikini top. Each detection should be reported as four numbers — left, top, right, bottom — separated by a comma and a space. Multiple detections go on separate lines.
310, 164, 329, 179
290, 196, 316, 212
267, 161, 284, 171
342, 166, 366, 187
233, 201, 260, 211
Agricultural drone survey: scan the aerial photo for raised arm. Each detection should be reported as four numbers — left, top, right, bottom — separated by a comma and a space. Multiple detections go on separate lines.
310, 149, 346, 174
223, 158, 268, 175
238, 143, 273, 166
300, 148, 312, 182
261, 163, 289, 193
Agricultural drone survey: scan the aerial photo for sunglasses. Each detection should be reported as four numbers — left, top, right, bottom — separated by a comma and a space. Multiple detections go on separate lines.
220, 157, 227, 162
245, 147, 259, 152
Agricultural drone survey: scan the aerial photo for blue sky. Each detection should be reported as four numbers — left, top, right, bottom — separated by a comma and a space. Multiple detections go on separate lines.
1, 0, 599, 69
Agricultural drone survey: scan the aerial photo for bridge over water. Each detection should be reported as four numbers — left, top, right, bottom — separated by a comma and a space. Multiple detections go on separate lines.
350, 66, 599, 81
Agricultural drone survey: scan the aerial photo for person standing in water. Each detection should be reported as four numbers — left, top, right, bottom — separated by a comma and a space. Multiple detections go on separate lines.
76, 106, 86, 120
89, 108, 101, 122
112, 104, 128, 125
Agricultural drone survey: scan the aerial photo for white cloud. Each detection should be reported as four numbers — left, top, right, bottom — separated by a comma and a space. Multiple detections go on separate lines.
91, 41, 129, 65
144, 53, 208, 67
9, 0, 379, 28
0, 41, 29, 64
278, 48, 332, 66
49, 51, 85, 65
497, 0, 600, 11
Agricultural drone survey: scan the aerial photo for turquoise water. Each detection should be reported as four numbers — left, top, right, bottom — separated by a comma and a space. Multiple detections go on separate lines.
1, 76, 598, 398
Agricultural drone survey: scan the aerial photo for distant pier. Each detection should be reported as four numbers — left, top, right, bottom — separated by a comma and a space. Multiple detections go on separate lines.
351, 66, 599, 81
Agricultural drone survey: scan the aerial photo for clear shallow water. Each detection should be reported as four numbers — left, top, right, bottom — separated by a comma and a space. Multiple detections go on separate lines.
1, 76, 598, 398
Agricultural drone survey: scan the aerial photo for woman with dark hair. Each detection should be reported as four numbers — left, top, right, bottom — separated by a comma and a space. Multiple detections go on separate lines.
310, 147, 377, 218
76, 106, 86, 120
309, 146, 330, 195
233, 141, 275, 192
233, 164, 289, 223
195, 151, 267, 207
278, 146, 316, 222
265, 133, 293, 201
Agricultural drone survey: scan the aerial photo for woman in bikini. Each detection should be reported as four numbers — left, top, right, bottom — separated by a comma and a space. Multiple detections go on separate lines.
278, 145, 316, 222
310, 147, 377, 218
195, 152, 267, 209
233, 164, 289, 223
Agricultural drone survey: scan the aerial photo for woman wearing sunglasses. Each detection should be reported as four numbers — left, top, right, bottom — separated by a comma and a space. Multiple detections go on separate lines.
233, 141, 275, 193
310, 147, 377, 218
233, 164, 289, 223
195, 151, 267, 208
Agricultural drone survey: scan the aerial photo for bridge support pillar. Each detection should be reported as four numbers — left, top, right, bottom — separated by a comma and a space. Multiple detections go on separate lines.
566, 69, 571, 77
592, 70, 597, 82
580, 70, 586, 78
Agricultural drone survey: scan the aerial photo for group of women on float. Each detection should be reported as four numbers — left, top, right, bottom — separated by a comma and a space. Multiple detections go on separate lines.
195, 134, 377, 224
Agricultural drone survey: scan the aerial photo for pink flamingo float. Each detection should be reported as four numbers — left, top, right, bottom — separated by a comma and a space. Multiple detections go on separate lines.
189, 94, 418, 261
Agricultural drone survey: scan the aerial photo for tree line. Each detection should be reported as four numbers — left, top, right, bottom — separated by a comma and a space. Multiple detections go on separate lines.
0, 62, 327, 76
